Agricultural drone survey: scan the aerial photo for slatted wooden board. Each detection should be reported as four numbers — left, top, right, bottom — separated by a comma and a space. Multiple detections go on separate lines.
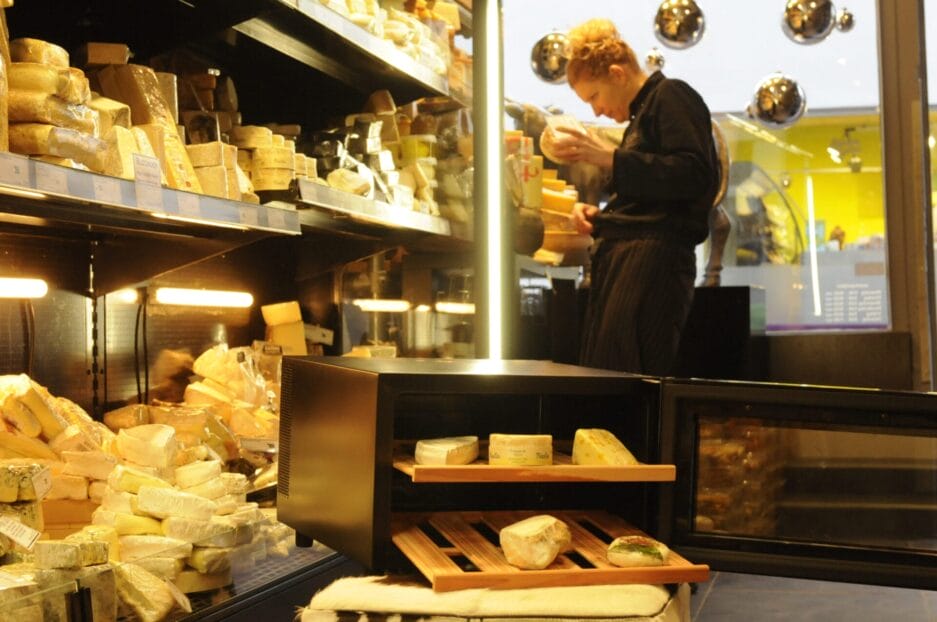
393, 452, 676, 483
391, 510, 709, 592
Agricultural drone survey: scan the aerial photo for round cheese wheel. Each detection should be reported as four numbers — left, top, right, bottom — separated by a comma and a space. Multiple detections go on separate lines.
539, 126, 574, 165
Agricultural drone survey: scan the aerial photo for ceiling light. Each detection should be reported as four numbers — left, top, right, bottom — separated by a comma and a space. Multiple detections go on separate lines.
153, 287, 253, 308
435, 301, 476, 315
352, 298, 411, 313
0, 277, 48, 299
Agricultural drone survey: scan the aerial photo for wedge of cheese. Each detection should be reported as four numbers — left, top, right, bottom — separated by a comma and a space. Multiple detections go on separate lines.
414, 436, 479, 465
173, 568, 232, 594
118, 535, 192, 561
499, 514, 571, 570
107, 464, 172, 494
115, 424, 177, 468
194, 165, 227, 198
571, 428, 639, 466
47, 473, 89, 500
9, 123, 107, 172
137, 485, 217, 521
8, 92, 97, 134
0, 462, 49, 502
261, 301, 302, 326
60, 534, 109, 566
265, 321, 307, 355
77, 524, 120, 562
173, 459, 222, 489
488, 433, 552, 466
32, 540, 82, 569
132, 557, 185, 581
113, 563, 176, 622
88, 96, 131, 137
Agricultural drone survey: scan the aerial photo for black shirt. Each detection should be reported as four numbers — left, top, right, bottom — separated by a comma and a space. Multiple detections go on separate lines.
594, 71, 718, 246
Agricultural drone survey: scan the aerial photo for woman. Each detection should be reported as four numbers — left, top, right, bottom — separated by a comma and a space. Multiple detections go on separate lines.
550, 18, 719, 375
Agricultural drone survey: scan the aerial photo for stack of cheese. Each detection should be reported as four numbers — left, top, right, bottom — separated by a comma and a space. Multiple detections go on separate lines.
261, 301, 307, 356
185, 141, 239, 200
231, 125, 298, 192
0, 462, 47, 558
7, 38, 109, 172
95, 62, 202, 194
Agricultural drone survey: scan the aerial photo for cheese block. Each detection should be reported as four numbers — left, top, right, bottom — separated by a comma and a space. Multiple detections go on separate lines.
0, 430, 58, 460
0, 500, 44, 531
488, 433, 552, 466
8, 63, 87, 105
251, 145, 294, 170
174, 445, 209, 467
33, 540, 82, 569
32, 564, 117, 622
212, 494, 239, 516
230, 125, 273, 150
187, 546, 238, 574
114, 512, 162, 536
236, 148, 252, 170
9, 123, 107, 172
215, 76, 238, 112
327, 167, 370, 195
185, 140, 237, 169
218, 472, 250, 495
118, 535, 192, 561
116, 424, 177, 468
173, 568, 232, 594
107, 464, 172, 494
1, 399, 42, 439
136, 122, 201, 193
113, 563, 176, 622
271, 133, 285, 147
47, 473, 89, 500
174, 459, 222, 489
181, 476, 227, 500
194, 165, 228, 198
265, 321, 308, 355
88, 480, 107, 503
0, 462, 48, 502
74, 42, 131, 67
48, 423, 100, 455
100, 488, 139, 514
0, 375, 67, 440
261, 301, 302, 326
102, 125, 139, 179
572, 428, 639, 466
137, 485, 217, 521
78, 524, 120, 562
414, 436, 479, 465
251, 166, 293, 191
155, 72, 178, 124
606, 535, 669, 567
110, 64, 175, 128
499, 514, 571, 570
161, 515, 242, 547
541, 187, 578, 213
293, 153, 307, 178
9, 38, 69, 68
60, 533, 109, 566
132, 556, 185, 581
102, 404, 149, 431
8, 92, 97, 134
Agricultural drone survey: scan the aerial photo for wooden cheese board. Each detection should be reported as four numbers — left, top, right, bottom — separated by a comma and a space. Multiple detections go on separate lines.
393, 451, 676, 483
391, 509, 709, 592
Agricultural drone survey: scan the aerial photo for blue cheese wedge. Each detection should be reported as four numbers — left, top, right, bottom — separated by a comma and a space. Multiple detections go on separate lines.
606, 535, 669, 567
414, 436, 479, 465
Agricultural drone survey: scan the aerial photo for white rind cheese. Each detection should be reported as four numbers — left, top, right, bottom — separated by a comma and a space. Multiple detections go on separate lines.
114, 562, 176, 622
414, 436, 479, 465
61, 450, 118, 480
107, 464, 172, 493
173, 459, 222, 489
572, 428, 639, 466
115, 424, 177, 468
136, 485, 217, 521
499, 514, 571, 570
488, 433, 552, 466
118, 535, 192, 561
32, 540, 82, 569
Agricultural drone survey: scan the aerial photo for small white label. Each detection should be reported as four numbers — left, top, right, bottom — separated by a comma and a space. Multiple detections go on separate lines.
177, 192, 201, 219
35, 164, 69, 195
0, 153, 30, 187
267, 207, 287, 230
93, 175, 123, 205
133, 154, 164, 211
0, 516, 41, 550
166, 579, 193, 613
240, 438, 278, 453
32, 467, 52, 500
239, 206, 259, 227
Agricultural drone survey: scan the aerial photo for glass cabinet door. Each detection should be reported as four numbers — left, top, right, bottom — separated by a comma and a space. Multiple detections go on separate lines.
658, 379, 937, 589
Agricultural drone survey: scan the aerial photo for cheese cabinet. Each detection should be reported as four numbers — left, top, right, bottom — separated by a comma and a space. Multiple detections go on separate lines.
278, 357, 937, 592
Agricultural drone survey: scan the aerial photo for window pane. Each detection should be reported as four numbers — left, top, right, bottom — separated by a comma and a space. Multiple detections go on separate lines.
504, 0, 887, 332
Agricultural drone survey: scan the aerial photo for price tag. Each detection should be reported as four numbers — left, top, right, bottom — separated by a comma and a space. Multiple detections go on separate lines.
0, 152, 30, 187
241, 438, 278, 454
0, 516, 41, 550
35, 163, 69, 195
32, 467, 52, 500
93, 175, 123, 205
267, 207, 287, 230
133, 154, 164, 212
239, 206, 259, 227
177, 192, 201, 219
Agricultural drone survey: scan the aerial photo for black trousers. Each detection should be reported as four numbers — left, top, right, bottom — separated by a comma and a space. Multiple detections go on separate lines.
580, 236, 696, 375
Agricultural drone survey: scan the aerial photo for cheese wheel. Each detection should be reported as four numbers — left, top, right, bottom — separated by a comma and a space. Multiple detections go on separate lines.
10, 38, 69, 68
488, 433, 552, 466
230, 125, 273, 150
251, 167, 292, 191
251, 146, 294, 170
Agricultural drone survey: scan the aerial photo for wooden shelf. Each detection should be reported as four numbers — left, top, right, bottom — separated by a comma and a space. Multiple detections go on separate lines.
393, 452, 676, 483
392, 510, 709, 592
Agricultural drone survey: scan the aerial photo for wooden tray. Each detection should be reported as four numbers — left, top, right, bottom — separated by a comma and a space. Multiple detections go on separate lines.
391, 510, 709, 592
393, 452, 675, 483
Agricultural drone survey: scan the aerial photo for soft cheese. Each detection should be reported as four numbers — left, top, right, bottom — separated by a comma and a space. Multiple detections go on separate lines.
499, 514, 571, 570
488, 433, 553, 466
572, 428, 639, 466
414, 436, 479, 465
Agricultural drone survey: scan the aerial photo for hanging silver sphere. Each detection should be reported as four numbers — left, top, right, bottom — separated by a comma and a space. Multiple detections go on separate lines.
645, 47, 666, 72
746, 72, 807, 129
654, 0, 706, 50
530, 32, 570, 83
836, 7, 855, 32
782, 0, 836, 44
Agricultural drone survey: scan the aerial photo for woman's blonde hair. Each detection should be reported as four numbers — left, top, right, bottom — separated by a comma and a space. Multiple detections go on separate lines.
566, 18, 639, 84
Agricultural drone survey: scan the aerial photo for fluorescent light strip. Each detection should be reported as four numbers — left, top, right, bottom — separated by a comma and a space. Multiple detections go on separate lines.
353, 298, 411, 313
484, 1, 503, 359
113, 289, 140, 304
0, 277, 48, 298
806, 176, 822, 317
153, 287, 253, 308
435, 301, 476, 315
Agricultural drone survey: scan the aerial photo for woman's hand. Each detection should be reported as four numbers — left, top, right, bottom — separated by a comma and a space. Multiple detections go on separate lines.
550, 126, 615, 170
571, 202, 599, 235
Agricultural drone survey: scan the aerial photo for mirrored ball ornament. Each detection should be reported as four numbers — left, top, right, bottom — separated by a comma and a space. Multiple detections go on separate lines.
836, 7, 855, 32
645, 47, 666, 72
747, 72, 807, 129
782, 0, 836, 44
531, 32, 570, 83
654, 0, 706, 50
